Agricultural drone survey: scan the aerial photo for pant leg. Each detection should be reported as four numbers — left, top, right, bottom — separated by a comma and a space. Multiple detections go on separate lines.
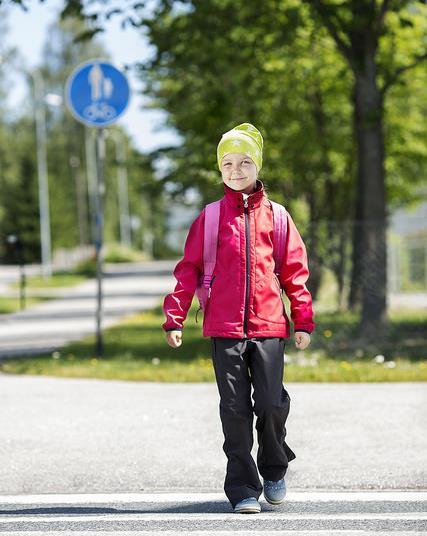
210, 337, 262, 507
248, 337, 296, 481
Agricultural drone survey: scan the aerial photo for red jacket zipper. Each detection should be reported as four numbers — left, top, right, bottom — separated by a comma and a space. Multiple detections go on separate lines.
243, 197, 250, 338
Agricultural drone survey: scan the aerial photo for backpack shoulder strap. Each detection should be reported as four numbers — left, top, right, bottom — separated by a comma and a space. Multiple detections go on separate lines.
270, 200, 288, 276
202, 199, 221, 285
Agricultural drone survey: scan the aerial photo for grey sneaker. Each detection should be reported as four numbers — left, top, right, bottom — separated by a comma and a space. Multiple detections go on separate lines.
233, 497, 261, 514
263, 478, 286, 505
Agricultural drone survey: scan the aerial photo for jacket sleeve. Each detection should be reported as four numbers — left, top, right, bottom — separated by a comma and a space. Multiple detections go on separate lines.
162, 209, 205, 332
279, 211, 315, 334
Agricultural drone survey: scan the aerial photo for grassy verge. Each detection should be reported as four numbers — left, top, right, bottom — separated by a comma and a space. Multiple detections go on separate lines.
1, 304, 426, 382
3, 271, 89, 314
11, 272, 87, 289
311, 309, 427, 360
0, 297, 53, 314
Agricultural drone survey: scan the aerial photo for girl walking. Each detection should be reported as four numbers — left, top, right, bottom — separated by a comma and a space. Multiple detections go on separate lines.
162, 122, 315, 514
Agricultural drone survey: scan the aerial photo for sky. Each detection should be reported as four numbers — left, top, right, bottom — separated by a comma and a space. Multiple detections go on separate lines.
4, 0, 180, 153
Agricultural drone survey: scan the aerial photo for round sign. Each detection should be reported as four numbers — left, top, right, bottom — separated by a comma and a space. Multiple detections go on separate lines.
65, 59, 130, 127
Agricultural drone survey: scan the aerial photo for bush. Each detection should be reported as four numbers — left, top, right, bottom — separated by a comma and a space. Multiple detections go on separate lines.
73, 257, 97, 277
104, 243, 148, 263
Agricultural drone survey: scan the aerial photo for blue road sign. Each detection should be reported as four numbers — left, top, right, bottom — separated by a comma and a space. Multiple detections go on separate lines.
65, 59, 130, 127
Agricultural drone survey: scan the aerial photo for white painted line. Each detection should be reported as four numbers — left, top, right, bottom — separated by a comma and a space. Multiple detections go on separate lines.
3, 533, 427, 536
1, 533, 426, 536
0, 492, 226, 505
0, 491, 426, 505
1, 513, 426, 524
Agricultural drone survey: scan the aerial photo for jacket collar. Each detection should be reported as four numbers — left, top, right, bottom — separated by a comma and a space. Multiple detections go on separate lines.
223, 179, 266, 209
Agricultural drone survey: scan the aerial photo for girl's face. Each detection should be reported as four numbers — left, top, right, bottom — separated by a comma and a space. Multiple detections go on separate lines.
220, 153, 258, 194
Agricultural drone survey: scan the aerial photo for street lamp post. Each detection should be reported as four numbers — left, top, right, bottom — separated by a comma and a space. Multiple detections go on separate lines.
70, 155, 89, 246
26, 69, 64, 279
108, 130, 131, 248
31, 71, 52, 278
6, 234, 26, 311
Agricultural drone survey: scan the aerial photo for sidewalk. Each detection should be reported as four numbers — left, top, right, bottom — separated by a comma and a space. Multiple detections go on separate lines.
0, 261, 176, 358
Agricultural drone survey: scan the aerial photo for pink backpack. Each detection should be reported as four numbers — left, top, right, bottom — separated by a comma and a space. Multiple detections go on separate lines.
195, 199, 288, 312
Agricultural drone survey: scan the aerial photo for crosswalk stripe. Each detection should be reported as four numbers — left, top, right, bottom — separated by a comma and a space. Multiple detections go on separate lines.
1, 512, 427, 523
1, 490, 426, 505
1, 491, 425, 533
3, 532, 427, 536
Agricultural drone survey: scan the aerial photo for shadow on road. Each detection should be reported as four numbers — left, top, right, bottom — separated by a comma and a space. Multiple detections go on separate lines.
1, 500, 424, 515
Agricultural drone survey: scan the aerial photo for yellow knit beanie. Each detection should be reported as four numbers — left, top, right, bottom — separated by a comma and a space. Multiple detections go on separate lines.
217, 122, 263, 171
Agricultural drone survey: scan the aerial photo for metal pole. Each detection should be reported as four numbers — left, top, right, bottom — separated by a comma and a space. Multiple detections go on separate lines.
8, 235, 26, 310
94, 128, 105, 358
70, 155, 89, 246
142, 193, 154, 258
111, 131, 131, 247
19, 260, 26, 311
32, 72, 52, 278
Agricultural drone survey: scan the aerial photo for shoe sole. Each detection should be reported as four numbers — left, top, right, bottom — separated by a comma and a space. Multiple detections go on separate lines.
264, 495, 286, 505
234, 506, 261, 513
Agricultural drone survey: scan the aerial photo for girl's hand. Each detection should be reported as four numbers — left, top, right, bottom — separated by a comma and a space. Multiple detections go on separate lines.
295, 331, 310, 350
166, 330, 183, 348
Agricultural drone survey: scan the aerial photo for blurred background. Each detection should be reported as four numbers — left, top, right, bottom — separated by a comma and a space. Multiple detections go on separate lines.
0, 0, 426, 380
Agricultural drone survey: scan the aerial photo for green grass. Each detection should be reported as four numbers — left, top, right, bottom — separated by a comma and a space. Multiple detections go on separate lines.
1, 304, 426, 382
0, 297, 50, 314
11, 272, 87, 289
311, 309, 427, 360
3, 271, 88, 314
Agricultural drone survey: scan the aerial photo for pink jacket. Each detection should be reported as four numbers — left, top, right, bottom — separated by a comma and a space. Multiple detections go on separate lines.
163, 181, 315, 338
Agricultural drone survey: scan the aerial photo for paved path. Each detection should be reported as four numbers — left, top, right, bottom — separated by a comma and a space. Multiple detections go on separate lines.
0, 261, 176, 358
1, 376, 426, 533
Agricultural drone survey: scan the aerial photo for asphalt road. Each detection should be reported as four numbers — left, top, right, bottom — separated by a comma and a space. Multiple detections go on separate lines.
0, 376, 426, 533
1, 260, 426, 533
1, 491, 426, 533
1, 375, 426, 533
1, 376, 426, 494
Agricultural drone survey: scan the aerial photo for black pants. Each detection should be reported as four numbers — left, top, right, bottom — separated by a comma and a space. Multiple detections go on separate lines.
211, 337, 296, 508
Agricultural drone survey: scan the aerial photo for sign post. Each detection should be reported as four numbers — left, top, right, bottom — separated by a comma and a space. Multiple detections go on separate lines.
65, 59, 130, 357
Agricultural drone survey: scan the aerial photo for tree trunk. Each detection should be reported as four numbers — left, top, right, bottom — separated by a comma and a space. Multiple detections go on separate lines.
336, 222, 348, 311
353, 58, 388, 339
306, 190, 322, 301
348, 96, 363, 312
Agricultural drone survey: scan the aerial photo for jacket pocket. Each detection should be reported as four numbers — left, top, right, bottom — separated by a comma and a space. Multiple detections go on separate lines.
204, 272, 241, 324
254, 273, 286, 324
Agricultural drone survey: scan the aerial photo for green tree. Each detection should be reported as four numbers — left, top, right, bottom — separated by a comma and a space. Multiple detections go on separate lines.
0, 117, 41, 263
5, 0, 426, 315
133, 1, 358, 302
305, 0, 427, 336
